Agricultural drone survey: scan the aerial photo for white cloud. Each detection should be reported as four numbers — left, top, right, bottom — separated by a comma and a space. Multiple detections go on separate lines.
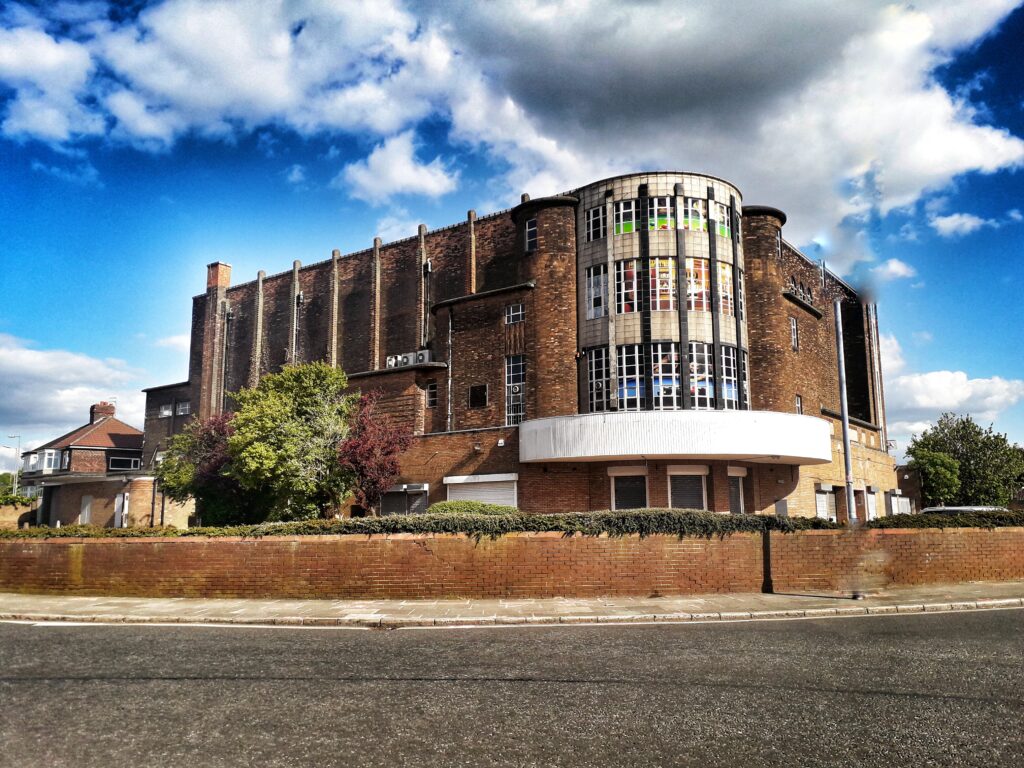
374, 208, 420, 242
30, 159, 102, 186
154, 334, 191, 352
285, 163, 306, 185
912, 331, 934, 344
338, 130, 458, 204
879, 333, 905, 376
1008, 208, 1023, 222
0, 334, 146, 452
929, 212, 997, 237
870, 258, 917, 281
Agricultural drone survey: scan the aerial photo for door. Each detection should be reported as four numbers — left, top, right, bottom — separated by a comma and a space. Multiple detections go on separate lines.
79, 495, 92, 525
114, 493, 124, 528
447, 481, 517, 506
866, 492, 877, 521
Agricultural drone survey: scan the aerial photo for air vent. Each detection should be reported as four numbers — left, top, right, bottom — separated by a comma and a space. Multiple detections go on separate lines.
416, 350, 432, 364
386, 356, 399, 368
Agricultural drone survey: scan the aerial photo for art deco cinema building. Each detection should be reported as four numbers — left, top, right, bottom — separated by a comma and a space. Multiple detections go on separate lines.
144, 172, 898, 520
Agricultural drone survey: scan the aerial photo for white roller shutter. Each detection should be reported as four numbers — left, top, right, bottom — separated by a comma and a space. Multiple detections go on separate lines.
447, 481, 517, 506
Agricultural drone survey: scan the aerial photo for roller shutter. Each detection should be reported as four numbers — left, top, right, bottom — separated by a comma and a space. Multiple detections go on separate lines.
447, 481, 517, 506
613, 476, 647, 510
670, 475, 705, 510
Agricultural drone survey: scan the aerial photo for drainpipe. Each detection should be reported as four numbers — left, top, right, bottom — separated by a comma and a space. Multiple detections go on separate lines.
446, 309, 454, 432
834, 300, 857, 525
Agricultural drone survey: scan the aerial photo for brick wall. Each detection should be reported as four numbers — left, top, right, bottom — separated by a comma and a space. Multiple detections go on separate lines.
3, 527, 1022, 599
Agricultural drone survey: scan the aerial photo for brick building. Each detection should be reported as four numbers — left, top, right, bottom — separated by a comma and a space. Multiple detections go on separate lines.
143, 171, 899, 521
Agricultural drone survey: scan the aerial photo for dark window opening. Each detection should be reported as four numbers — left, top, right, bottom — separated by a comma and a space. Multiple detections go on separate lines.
469, 385, 488, 408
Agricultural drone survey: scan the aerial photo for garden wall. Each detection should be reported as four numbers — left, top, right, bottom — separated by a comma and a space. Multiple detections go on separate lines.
1, 527, 1022, 599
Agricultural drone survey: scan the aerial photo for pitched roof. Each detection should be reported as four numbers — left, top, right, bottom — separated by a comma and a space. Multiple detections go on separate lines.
32, 417, 143, 452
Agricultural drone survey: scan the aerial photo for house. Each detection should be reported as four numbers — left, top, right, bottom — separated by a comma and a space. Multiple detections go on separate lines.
19, 402, 189, 527
143, 171, 900, 521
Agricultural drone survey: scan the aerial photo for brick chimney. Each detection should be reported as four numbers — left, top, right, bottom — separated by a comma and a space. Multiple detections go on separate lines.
90, 402, 116, 423
207, 261, 232, 290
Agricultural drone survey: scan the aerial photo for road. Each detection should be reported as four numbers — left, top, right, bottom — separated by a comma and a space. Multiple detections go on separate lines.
1, 610, 1022, 767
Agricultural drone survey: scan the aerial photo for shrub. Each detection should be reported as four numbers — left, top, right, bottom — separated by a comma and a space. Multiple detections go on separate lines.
0, 493, 33, 508
426, 500, 519, 516
865, 509, 1024, 530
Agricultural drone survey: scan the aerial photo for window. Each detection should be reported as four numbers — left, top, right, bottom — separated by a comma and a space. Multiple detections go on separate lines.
790, 317, 799, 351
585, 264, 608, 319
109, 457, 141, 471
586, 206, 606, 241
717, 262, 735, 317
505, 355, 526, 426
776, 230, 782, 259
158, 403, 173, 418
728, 475, 744, 514
616, 344, 644, 410
681, 198, 707, 232
686, 258, 710, 311
650, 342, 681, 410
468, 385, 488, 408
525, 218, 537, 252
613, 200, 637, 235
795, 394, 803, 415
714, 202, 731, 238
61, 450, 70, 470
736, 271, 745, 320
721, 345, 740, 410
505, 303, 525, 324
612, 475, 647, 510
426, 382, 438, 408
43, 450, 59, 470
647, 196, 674, 230
650, 258, 677, 311
741, 350, 751, 410
175, 400, 191, 416
615, 259, 639, 314
668, 467, 708, 510
688, 341, 715, 410
588, 347, 610, 412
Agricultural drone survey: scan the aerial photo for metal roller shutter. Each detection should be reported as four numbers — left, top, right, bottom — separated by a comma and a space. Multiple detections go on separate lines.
670, 475, 705, 510
447, 481, 517, 506
613, 476, 647, 510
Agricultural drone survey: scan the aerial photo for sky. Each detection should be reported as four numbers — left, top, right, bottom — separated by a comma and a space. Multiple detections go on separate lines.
2, 0, 1024, 469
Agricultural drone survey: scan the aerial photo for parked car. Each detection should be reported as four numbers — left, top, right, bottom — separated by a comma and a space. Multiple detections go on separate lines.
920, 506, 1009, 515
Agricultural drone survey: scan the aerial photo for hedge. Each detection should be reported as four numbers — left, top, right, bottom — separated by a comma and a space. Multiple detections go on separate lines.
426, 500, 518, 516
0, 508, 839, 541
0, 493, 33, 508
864, 509, 1024, 530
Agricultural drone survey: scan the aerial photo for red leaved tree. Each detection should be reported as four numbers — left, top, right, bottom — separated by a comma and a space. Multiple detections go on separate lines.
337, 391, 413, 515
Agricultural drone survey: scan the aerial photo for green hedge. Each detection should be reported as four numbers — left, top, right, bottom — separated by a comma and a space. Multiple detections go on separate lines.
426, 500, 518, 516
0, 508, 839, 540
864, 509, 1024, 530
0, 493, 33, 508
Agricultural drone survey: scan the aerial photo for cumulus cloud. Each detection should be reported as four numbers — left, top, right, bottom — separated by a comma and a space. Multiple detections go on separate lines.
30, 158, 102, 186
284, 163, 306, 185
338, 131, 458, 204
929, 212, 997, 237
154, 334, 191, 352
870, 258, 917, 281
0, 334, 146, 455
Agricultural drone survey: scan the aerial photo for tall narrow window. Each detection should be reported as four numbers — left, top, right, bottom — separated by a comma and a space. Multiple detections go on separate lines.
728, 475, 744, 514
795, 394, 803, 415
736, 271, 745, 320
721, 345, 739, 410
505, 355, 526, 426
790, 317, 799, 351
717, 262, 735, 317
650, 258, 677, 311
615, 259, 639, 314
647, 197, 674, 230
426, 382, 438, 408
614, 200, 637, 235
714, 202, 731, 238
588, 347, 610, 412
586, 206, 607, 241
741, 350, 751, 410
616, 344, 644, 410
585, 264, 608, 319
505, 303, 524, 324
681, 198, 707, 232
686, 258, 710, 311
688, 341, 715, 410
525, 218, 537, 252
650, 342, 681, 410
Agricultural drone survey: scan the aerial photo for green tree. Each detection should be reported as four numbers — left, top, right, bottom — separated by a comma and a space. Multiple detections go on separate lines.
228, 362, 357, 520
908, 414, 1024, 507
905, 447, 960, 508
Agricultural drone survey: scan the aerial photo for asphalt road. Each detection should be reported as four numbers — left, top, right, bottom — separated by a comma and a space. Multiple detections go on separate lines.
1, 610, 1022, 768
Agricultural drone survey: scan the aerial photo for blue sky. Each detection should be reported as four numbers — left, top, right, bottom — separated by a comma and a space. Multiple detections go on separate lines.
1, 0, 1024, 467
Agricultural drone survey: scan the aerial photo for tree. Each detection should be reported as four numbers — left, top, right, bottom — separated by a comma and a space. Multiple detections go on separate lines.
228, 362, 357, 520
905, 447, 960, 508
908, 414, 1024, 507
156, 413, 267, 525
338, 391, 413, 515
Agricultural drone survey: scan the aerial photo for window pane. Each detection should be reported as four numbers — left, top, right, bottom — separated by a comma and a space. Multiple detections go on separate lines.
681, 198, 707, 232
647, 197, 675, 230
614, 476, 647, 510
686, 258, 710, 311
650, 342, 680, 410
525, 218, 537, 252
715, 202, 731, 238
505, 303, 524, 324
688, 342, 715, 410
614, 200, 636, 235
650, 258, 677, 311
717, 262, 735, 317
588, 347, 610, 412
586, 206, 606, 241
585, 264, 608, 319
721, 345, 739, 410
615, 259, 638, 314
728, 476, 743, 514
505, 355, 525, 426
670, 475, 705, 510
616, 344, 644, 410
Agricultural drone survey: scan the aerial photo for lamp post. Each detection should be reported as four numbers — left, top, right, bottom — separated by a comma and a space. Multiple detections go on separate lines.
7, 435, 20, 495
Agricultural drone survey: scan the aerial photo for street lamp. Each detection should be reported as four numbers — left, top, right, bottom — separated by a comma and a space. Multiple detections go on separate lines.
6, 435, 20, 495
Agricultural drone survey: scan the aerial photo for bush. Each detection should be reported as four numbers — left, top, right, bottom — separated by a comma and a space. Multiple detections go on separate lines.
0, 493, 33, 508
426, 500, 519, 516
0, 508, 840, 540
865, 509, 1024, 530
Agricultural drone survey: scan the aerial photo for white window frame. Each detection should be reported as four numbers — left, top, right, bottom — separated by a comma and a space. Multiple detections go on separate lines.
667, 465, 709, 511
717, 262, 735, 317
689, 341, 715, 410
175, 401, 191, 416
607, 466, 648, 511
108, 457, 141, 471
647, 196, 675, 230
588, 346, 610, 412
650, 257, 677, 311
525, 218, 537, 252
736, 271, 745, 320
686, 257, 710, 312
681, 198, 707, 232
616, 344, 644, 411
425, 382, 438, 408
727, 466, 747, 515
721, 345, 739, 410
43, 450, 60, 470
613, 200, 637, 235
505, 303, 525, 325
158, 403, 173, 418
714, 202, 731, 238
795, 394, 803, 415
585, 264, 608, 320
61, 450, 70, 470
505, 354, 526, 426
615, 259, 639, 314
650, 342, 681, 410
586, 205, 606, 242
790, 316, 799, 351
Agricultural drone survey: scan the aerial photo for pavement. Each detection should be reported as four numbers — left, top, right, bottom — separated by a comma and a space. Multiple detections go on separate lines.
1, 580, 1023, 628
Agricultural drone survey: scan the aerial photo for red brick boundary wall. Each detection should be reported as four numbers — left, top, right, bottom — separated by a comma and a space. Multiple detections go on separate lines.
1, 528, 1023, 600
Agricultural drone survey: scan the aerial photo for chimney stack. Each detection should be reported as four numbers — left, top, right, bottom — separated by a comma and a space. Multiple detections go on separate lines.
90, 402, 116, 423
206, 261, 232, 290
